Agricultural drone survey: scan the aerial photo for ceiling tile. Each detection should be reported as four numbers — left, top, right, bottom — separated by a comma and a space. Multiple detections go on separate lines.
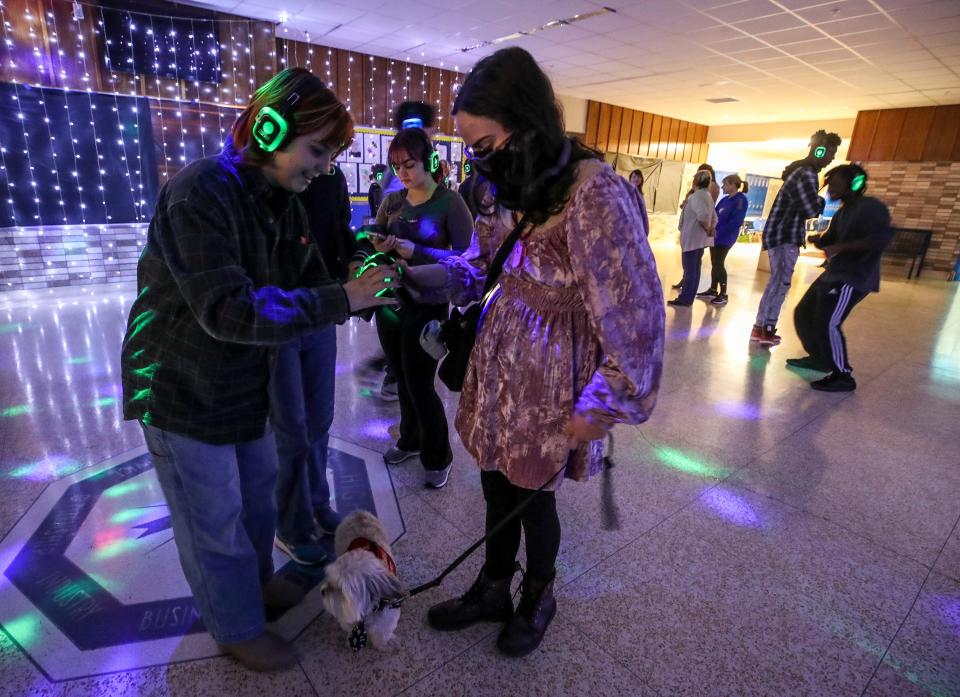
795, 0, 878, 23
818, 14, 894, 35
732, 12, 804, 34
781, 37, 842, 54
701, 0, 783, 23
756, 25, 826, 44
709, 35, 770, 52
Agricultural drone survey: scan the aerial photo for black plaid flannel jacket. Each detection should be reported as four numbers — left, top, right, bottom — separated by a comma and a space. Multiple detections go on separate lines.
121, 146, 349, 444
762, 166, 823, 250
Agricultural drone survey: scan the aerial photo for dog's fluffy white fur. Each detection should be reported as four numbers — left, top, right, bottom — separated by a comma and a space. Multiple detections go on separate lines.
320, 510, 403, 650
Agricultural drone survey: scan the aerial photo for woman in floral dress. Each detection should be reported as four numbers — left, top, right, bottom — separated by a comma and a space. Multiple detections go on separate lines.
404, 47, 665, 657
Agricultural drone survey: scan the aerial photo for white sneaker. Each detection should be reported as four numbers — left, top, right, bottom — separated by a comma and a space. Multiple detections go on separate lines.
425, 464, 452, 489
380, 375, 399, 402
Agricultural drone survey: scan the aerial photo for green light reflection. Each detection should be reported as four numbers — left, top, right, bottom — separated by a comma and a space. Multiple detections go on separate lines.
90, 397, 118, 408
654, 447, 730, 479
103, 481, 144, 498
110, 508, 145, 524
3, 613, 40, 648
67, 356, 92, 365
1, 405, 32, 417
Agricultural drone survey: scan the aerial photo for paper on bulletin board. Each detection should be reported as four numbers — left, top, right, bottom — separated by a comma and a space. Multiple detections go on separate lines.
340, 163, 359, 194
434, 142, 449, 163
345, 136, 363, 163
380, 134, 394, 164
451, 141, 462, 165
358, 163, 374, 189
363, 133, 381, 164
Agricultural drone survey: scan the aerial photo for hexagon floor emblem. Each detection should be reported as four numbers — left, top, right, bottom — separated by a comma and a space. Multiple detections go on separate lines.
0, 437, 404, 681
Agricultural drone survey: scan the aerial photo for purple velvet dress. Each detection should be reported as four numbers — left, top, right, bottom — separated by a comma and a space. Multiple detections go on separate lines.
439, 160, 665, 491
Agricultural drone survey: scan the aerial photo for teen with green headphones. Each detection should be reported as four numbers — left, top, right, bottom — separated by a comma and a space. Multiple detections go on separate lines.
121, 67, 398, 673
366, 126, 474, 488
751, 129, 842, 346
788, 162, 894, 392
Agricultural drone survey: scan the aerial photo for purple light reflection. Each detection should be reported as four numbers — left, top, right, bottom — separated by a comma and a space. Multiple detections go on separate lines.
702, 488, 763, 528
932, 595, 960, 636
359, 417, 394, 441
714, 400, 764, 420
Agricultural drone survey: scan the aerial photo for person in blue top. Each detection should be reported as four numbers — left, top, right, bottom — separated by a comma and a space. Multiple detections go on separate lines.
698, 174, 748, 306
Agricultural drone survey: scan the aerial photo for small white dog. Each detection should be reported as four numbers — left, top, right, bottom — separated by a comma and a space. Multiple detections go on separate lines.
320, 510, 404, 650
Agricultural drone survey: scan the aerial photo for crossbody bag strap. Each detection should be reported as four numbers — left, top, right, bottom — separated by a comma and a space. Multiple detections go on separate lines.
480, 214, 530, 299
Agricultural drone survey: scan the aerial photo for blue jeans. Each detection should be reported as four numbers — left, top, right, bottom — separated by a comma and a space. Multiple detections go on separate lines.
270, 324, 337, 544
140, 422, 277, 644
677, 248, 705, 303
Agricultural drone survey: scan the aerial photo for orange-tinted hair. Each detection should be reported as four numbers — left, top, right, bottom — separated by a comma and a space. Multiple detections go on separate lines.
231, 68, 354, 165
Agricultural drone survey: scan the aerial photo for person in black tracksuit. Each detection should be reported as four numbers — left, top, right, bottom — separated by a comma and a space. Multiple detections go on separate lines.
787, 163, 893, 392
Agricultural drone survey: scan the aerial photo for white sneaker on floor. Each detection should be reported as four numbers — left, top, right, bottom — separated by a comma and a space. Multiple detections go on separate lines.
380, 375, 399, 402
424, 464, 452, 489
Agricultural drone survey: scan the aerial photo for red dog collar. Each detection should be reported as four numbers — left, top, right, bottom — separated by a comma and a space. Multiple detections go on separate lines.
346, 537, 398, 577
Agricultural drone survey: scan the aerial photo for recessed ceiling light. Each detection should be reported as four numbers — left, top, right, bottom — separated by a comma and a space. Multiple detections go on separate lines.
706, 97, 739, 103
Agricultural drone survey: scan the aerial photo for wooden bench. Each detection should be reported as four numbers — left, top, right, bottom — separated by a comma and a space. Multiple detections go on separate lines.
883, 227, 932, 280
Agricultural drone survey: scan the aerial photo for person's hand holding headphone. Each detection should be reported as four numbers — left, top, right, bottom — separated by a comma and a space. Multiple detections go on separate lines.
342, 264, 402, 312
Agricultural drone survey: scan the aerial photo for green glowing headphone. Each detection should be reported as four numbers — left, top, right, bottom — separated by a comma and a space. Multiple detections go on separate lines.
391, 147, 440, 176
851, 173, 866, 192
813, 145, 827, 159
253, 92, 304, 152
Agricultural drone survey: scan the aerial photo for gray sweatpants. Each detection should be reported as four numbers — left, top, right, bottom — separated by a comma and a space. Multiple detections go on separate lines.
756, 244, 801, 327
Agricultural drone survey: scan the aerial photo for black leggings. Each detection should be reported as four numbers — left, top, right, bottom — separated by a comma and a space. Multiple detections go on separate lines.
709, 245, 731, 293
376, 303, 451, 470
481, 470, 560, 581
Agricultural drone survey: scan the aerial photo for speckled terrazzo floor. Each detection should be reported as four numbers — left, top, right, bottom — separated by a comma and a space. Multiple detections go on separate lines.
0, 239, 958, 697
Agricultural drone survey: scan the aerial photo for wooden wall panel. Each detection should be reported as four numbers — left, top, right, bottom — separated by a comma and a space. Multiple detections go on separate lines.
650, 114, 664, 158
894, 108, 936, 161
680, 122, 694, 163
848, 110, 879, 161
585, 100, 601, 148
608, 106, 623, 153
849, 105, 960, 163
619, 109, 634, 156
581, 100, 708, 163
923, 105, 960, 161
597, 102, 612, 152
627, 110, 642, 154
869, 109, 908, 160
638, 113, 653, 156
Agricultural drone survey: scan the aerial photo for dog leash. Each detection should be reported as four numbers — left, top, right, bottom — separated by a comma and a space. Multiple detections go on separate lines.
405, 433, 619, 599
348, 437, 619, 651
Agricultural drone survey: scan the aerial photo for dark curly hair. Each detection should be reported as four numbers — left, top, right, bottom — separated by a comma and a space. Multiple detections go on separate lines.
452, 47, 600, 225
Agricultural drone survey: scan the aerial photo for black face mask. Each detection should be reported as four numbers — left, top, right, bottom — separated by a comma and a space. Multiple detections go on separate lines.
472, 140, 526, 210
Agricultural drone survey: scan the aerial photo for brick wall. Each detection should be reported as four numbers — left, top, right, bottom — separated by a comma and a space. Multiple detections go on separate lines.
0, 224, 146, 292
863, 161, 960, 280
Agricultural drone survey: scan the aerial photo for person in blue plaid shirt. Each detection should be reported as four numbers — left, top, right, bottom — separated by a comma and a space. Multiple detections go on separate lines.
751, 130, 841, 346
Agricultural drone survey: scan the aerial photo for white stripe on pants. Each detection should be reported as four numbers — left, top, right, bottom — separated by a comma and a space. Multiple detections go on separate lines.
829, 283, 855, 373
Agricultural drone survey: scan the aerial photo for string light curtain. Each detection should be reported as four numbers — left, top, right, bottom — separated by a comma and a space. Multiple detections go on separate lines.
0, 0, 463, 229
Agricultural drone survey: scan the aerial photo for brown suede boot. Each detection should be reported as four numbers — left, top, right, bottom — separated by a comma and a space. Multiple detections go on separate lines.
427, 567, 515, 631
218, 630, 297, 672
496, 573, 556, 657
